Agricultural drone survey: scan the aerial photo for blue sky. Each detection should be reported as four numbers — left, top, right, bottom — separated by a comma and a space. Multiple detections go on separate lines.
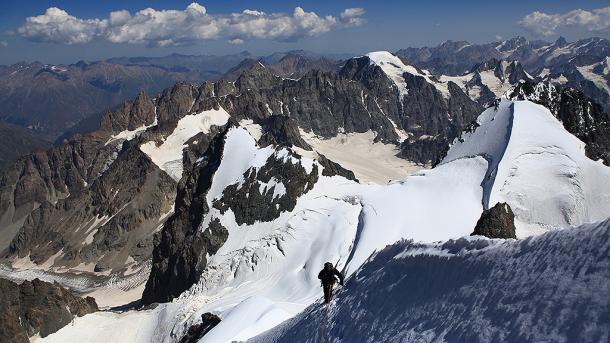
1, 0, 609, 64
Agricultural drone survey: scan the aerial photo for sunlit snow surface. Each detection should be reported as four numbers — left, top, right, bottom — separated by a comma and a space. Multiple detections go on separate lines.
366, 51, 451, 98
443, 99, 610, 236
105, 116, 158, 146
140, 107, 230, 181
40, 100, 610, 343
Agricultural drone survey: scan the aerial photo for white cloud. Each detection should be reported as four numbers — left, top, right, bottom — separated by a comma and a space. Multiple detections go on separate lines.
17, 3, 366, 46
519, 6, 610, 36
0, 41, 7, 47
17, 7, 106, 44
228, 38, 244, 45
340, 8, 366, 26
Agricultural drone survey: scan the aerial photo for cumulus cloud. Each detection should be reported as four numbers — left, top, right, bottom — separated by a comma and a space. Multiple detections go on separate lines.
340, 8, 366, 26
228, 38, 244, 45
519, 6, 610, 36
17, 3, 366, 46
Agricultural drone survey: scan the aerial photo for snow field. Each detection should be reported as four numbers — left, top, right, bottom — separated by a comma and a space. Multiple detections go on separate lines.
140, 107, 231, 181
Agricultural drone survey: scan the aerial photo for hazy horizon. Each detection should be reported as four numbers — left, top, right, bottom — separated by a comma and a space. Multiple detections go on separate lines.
1, 0, 609, 65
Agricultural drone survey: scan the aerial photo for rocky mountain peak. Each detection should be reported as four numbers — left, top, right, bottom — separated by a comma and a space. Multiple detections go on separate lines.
495, 37, 521, 52
235, 62, 278, 91
99, 90, 156, 133
555, 36, 568, 47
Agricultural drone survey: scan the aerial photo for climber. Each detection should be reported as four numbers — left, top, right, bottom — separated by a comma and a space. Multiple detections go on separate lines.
318, 262, 344, 304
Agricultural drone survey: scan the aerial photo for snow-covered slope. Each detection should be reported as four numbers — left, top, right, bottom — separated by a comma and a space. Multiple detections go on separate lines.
253, 218, 610, 343
366, 51, 451, 98
576, 56, 610, 95
439, 60, 532, 104
140, 107, 230, 181
443, 99, 610, 236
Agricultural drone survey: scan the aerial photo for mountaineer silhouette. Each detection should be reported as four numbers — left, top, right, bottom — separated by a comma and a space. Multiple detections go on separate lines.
318, 262, 344, 304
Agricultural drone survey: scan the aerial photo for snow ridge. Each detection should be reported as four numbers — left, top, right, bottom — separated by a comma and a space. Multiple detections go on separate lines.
252, 218, 610, 343
443, 99, 610, 236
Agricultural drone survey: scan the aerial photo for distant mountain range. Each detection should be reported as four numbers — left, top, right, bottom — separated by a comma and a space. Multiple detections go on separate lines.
0, 122, 49, 170
0, 37, 608, 168
397, 36, 610, 114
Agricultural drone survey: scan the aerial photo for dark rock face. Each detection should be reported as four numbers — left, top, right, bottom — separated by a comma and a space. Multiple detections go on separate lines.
160, 54, 481, 166
142, 126, 229, 305
341, 56, 483, 164
471, 202, 517, 239
222, 53, 339, 81
8, 143, 176, 269
213, 151, 318, 225
0, 89, 181, 273
258, 115, 312, 150
0, 278, 98, 342
316, 154, 358, 181
178, 313, 221, 343
399, 135, 449, 166
99, 91, 156, 132
510, 81, 610, 165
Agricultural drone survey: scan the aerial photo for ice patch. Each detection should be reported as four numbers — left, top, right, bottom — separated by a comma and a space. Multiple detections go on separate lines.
577, 63, 610, 95
140, 107, 230, 181
105, 116, 158, 146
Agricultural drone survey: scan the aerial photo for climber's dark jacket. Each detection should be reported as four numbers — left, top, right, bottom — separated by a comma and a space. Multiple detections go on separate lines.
318, 263, 344, 286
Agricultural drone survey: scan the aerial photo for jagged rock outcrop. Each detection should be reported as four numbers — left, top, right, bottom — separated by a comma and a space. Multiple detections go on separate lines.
8, 143, 176, 270
258, 115, 312, 150
0, 89, 183, 275
510, 81, 610, 165
471, 202, 517, 239
222, 52, 339, 81
399, 135, 448, 166
142, 126, 229, 304
316, 154, 358, 181
178, 313, 221, 343
99, 91, 156, 132
340, 54, 483, 164
0, 278, 98, 342
213, 152, 318, 225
